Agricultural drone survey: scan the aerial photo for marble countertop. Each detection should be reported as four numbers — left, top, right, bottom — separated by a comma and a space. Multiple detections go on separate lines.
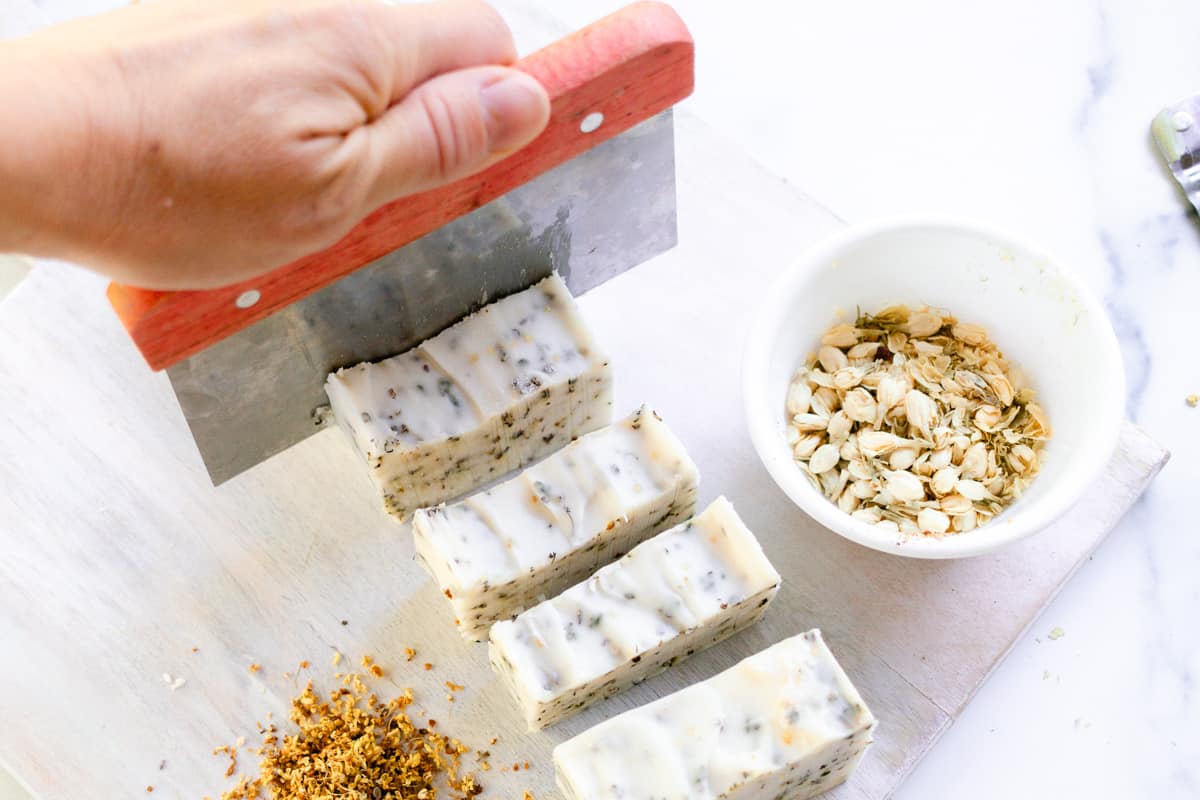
653, 1, 1200, 797
1, 1, 1196, 798
666, 3, 1200, 797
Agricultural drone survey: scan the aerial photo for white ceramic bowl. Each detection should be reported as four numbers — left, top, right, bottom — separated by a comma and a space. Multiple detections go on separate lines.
743, 217, 1125, 559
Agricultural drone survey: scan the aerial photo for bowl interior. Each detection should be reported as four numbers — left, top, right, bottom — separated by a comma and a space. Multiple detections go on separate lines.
748, 221, 1124, 557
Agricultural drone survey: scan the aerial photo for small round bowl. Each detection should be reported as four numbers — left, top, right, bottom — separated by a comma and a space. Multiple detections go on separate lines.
743, 217, 1125, 559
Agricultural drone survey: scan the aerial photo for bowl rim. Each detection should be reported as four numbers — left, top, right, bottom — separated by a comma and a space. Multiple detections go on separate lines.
742, 214, 1126, 559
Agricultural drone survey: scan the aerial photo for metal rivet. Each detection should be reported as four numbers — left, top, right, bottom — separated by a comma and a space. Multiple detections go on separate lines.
235, 290, 261, 309
1173, 111, 1193, 132
580, 112, 604, 134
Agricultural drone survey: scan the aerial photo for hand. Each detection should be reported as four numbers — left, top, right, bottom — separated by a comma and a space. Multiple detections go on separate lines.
0, 0, 551, 289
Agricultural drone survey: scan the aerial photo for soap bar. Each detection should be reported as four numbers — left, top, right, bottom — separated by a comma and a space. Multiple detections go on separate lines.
553, 629, 877, 800
324, 274, 612, 520
488, 496, 780, 730
413, 406, 699, 641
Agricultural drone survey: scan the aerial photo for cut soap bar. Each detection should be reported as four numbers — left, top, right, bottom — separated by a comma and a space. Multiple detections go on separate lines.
554, 629, 877, 800
325, 274, 612, 520
413, 406, 699, 641
489, 496, 780, 730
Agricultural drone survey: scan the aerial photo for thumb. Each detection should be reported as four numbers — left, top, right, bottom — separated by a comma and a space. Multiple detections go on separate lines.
362, 65, 550, 208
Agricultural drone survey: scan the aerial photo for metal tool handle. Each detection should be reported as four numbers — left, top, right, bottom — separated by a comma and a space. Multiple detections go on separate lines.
1152, 95, 1200, 214
107, 1, 694, 371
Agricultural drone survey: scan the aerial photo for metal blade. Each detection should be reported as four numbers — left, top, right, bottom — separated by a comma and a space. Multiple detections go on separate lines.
168, 110, 677, 485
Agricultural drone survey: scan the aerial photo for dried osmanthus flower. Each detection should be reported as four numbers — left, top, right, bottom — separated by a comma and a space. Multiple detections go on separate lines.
784, 305, 1051, 537
212, 665, 486, 800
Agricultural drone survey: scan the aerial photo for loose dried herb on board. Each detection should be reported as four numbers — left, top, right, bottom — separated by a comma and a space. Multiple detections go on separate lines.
210, 666, 483, 800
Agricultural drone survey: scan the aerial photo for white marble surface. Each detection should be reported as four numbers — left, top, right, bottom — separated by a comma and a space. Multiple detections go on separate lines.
1, 0, 1197, 798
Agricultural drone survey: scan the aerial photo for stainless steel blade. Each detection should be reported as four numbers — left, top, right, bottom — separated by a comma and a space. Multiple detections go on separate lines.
168, 110, 678, 485
1152, 96, 1200, 214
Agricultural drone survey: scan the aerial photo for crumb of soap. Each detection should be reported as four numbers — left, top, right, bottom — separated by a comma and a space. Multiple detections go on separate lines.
405, 647, 416, 661
445, 680, 465, 692
361, 655, 374, 668
248, 663, 261, 674
1048, 626, 1065, 641
340, 619, 348, 626
524, 792, 535, 800
298, 660, 309, 670
424, 663, 433, 671
146, 787, 153, 793
332, 651, 343, 666
370, 664, 384, 678
1187, 394, 1198, 408
489, 736, 498, 745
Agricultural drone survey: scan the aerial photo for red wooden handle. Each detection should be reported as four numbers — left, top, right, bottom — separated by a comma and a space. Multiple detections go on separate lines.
107, 1, 694, 371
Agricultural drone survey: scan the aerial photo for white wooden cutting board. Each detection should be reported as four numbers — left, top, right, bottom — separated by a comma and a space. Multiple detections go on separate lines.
0, 99, 1168, 799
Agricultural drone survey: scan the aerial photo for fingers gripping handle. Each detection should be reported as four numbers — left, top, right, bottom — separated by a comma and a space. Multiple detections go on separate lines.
107, 1, 694, 371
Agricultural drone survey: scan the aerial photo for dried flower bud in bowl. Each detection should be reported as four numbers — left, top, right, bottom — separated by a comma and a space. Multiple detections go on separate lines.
743, 218, 1124, 559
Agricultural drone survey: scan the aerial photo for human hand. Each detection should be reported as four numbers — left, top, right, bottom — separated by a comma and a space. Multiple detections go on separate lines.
0, 0, 550, 289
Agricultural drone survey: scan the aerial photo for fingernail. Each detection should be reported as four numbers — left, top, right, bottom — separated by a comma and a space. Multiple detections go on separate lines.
479, 71, 550, 153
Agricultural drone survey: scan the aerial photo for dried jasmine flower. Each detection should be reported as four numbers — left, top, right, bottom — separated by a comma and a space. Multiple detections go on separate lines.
786, 305, 1050, 537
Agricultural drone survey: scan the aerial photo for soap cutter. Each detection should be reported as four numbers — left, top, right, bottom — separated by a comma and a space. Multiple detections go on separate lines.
105, 2, 694, 484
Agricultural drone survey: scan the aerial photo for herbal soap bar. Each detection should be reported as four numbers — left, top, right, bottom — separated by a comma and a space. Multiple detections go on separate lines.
554, 630, 877, 800
325, 274, 612, 520
489, 496, 780, 730
413, 406, 699, 641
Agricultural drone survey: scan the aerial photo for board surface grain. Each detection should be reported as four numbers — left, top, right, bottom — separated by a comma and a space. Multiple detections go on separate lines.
0, 108, 1167, 800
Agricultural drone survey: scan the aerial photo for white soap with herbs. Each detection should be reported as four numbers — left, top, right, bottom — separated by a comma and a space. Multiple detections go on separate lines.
325, 274, 612, 520
489, 496, 780, 730
553, 629, 877, 800
413, 406, 699, 641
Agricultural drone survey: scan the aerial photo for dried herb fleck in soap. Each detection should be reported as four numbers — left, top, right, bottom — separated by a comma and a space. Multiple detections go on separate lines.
325, 273, 613, 521
488, 496, 780, 731
785, 305, 1051, 536
413, 406, 699, 642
